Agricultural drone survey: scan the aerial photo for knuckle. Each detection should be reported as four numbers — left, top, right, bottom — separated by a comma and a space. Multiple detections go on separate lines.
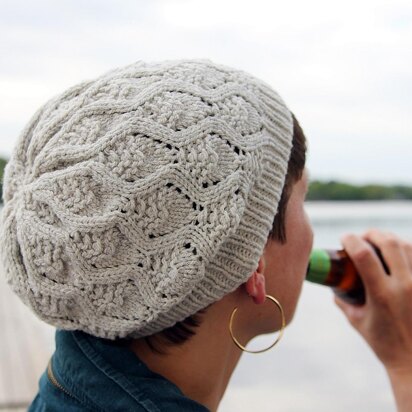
403, 280, 412, 294
403, 242, 412, 254
340, 233, 352, 243
342, 233, 359, 245
382, 235, 400, 249
352, 246, 372, 263
364, 228, 379, 237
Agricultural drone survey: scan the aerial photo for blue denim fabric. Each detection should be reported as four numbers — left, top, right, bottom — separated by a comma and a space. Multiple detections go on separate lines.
28, 329, 210, 411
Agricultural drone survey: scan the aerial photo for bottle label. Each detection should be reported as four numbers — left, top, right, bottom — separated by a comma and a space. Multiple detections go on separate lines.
306, 249, 331, 285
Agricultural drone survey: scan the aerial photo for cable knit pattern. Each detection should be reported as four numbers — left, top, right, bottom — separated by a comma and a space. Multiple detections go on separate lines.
0, 59, 293, 339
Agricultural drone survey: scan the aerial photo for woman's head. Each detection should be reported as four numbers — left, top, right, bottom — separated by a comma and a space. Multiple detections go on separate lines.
0, 59, 305, 345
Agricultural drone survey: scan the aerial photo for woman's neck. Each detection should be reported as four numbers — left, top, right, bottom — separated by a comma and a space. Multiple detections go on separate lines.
128, 295, 248, 412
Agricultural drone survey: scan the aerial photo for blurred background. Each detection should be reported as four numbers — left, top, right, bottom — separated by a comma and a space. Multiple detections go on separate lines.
0, 0, 411, 411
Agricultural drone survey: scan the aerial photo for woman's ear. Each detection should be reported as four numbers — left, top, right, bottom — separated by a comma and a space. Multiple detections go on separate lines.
245, 258, 266, 304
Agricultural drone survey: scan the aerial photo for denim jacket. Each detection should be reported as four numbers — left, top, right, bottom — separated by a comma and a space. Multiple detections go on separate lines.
28, 329, 210, 411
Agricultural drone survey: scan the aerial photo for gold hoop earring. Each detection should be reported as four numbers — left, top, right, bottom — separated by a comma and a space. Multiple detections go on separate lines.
229, 294, 286, 354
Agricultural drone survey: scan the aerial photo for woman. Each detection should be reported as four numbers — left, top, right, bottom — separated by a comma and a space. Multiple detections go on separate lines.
0, 59, 411, 412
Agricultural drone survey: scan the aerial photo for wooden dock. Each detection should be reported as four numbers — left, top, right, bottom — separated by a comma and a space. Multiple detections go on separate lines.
0, 267, 55, 410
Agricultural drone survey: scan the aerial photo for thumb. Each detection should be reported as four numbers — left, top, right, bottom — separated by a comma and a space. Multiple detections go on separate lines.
333, 294, 365, 326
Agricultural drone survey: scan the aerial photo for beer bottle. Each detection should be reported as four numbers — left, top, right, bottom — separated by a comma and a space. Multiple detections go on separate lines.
306, 246, 390, 305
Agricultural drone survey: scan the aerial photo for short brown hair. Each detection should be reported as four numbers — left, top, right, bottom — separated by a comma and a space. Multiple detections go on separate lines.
268, 112, 307, 243
117, 112, 307, 354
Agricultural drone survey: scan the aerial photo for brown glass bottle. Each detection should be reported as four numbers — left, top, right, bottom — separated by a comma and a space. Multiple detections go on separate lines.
306, 246, 390, 305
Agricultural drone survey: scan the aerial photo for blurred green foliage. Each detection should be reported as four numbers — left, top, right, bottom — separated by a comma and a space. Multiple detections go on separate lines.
0, 156, 7, 203
307, 180, 412, 201
0, 157, 6, 180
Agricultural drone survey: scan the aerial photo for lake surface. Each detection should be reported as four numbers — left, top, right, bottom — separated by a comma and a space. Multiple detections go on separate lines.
220, 201, 412, 412
1, 201, 411, 410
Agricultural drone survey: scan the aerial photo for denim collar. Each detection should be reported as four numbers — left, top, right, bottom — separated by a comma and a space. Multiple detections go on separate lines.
51, 329, 210, 411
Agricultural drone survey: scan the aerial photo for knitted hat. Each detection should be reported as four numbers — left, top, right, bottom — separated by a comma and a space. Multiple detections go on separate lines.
0, 59, 293, 340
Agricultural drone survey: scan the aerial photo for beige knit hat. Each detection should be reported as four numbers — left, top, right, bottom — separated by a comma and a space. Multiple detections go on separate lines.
0, 59, 293, 340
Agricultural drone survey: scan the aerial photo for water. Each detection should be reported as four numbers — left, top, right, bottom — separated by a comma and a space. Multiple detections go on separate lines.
1, 201, 411, 410
306, 200, 412, 247
220, 201, 412, 411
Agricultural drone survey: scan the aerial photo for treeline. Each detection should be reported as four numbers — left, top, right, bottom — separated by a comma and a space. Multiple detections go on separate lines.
0, 156, 6, 203
307, 180, 412, 201
0, 156, 411, 202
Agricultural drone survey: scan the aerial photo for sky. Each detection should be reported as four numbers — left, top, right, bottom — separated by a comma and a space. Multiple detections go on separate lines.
1, 0, 411, 184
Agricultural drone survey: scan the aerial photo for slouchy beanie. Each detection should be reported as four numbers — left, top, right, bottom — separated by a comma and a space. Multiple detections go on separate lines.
0, 59, 293, 339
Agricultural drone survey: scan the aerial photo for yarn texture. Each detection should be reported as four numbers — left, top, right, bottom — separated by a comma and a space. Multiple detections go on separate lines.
0, 59, 293, 339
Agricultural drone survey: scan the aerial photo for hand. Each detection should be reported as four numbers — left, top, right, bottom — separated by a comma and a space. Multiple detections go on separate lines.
333, 229, 412, 377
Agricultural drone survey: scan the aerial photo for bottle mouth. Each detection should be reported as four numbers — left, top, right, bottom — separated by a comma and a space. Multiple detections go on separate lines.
306, 249, 331, 284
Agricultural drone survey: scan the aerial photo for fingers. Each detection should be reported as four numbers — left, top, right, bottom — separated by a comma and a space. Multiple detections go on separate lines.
362, 229, 412, 282
335, 230, 412, 375
340, 233, 388, 298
